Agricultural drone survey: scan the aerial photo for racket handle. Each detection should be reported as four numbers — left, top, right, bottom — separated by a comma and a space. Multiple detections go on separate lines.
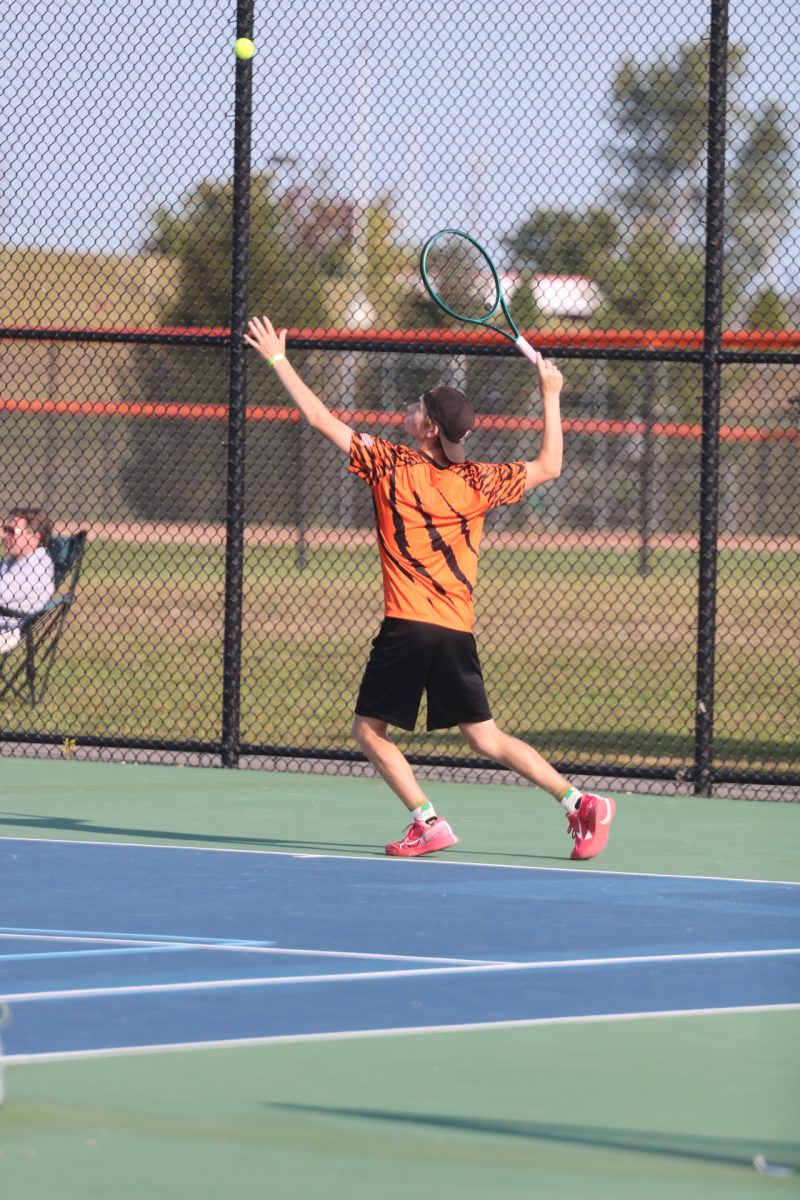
514, 334, 540, 366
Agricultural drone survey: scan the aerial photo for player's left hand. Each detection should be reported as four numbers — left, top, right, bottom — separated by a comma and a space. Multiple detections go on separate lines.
244, 315, 287, 361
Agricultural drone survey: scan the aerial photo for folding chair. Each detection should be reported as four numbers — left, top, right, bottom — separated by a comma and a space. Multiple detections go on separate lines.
0, 531, 88, 705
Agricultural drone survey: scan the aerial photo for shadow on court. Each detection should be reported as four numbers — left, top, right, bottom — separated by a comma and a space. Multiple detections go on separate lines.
0, 810, 380, 854
270, 1104, 800, 1172
0, 810, 571, 862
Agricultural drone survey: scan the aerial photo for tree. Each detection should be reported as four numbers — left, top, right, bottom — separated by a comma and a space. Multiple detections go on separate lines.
595, 223, 709, 421
596, 223, 707, 330
505, 208, 620, 278
122, 173, 330, 522
330, 191, 424, 330
747, 287, 790, 331
150, 172, 328, 329
606, 42, 748, 243
727, 102, 798, 309
606, 41, 797, 319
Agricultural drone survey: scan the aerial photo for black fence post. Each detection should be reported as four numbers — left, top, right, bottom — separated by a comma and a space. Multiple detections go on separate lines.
694, 0, 729, 796
221, 0, 255, 768
638, 362, 655, 578
296, 421, 309, 572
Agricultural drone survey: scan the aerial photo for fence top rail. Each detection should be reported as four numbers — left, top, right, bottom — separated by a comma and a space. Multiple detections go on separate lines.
1, 323, 799, 354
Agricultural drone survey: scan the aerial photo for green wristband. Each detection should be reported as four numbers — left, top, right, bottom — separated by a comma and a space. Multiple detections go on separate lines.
267, 352, 286, 367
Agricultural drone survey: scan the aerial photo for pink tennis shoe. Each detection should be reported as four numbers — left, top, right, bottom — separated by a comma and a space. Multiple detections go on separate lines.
385, 817, 459, 857
568, 793, 616, 860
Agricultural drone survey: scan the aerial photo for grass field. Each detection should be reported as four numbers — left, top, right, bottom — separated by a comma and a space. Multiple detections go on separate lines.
1, 535, 797, 780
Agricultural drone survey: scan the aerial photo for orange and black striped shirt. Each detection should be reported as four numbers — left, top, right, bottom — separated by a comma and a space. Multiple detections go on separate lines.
349, 433, 527, 632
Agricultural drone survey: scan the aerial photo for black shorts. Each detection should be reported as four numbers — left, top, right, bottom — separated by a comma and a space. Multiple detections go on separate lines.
355, 617, 492, 731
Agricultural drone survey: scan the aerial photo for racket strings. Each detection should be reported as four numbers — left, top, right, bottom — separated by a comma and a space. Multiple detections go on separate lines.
424, 234, 499, 321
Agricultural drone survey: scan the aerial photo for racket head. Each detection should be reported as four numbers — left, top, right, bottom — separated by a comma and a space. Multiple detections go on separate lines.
420, 229, 503, 327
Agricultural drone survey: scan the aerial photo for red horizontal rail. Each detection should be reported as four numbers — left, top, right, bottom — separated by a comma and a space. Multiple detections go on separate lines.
2, 324, 799, 352
285, 326, 800, 352
1, 396, 796, 443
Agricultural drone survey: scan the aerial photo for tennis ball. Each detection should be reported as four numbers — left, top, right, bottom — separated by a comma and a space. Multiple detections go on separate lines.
234, 37, 255, 60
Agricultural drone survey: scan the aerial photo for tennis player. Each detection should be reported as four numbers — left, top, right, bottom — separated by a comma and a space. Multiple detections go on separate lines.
245, 315, 616, 860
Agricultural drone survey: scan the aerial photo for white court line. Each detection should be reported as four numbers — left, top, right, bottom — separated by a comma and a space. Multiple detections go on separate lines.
1, 834, 798, 887
0, 930, 271, 948
5, 1002, 800, 1064
0, 932, 196, 947
0, 929, 492, 967
2, 947, 798, 1004
0, 945, 215, 964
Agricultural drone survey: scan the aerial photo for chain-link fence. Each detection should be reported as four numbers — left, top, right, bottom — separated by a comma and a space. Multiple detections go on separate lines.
1, 0, 798, 797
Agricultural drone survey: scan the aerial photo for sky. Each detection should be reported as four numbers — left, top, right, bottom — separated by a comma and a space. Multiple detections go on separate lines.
2, 0, 798, 291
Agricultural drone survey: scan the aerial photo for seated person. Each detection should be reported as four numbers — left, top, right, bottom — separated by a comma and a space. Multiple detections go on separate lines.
0, 507, 55, 653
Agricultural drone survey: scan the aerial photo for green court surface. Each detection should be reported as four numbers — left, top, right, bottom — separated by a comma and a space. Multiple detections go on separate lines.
0, 758, 798, 879
1, 758, 798, 1199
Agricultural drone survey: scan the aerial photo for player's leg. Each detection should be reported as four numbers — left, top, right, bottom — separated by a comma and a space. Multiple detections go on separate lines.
351, 714, 427, 810
352, 714, 459, 856
458, 719, 569, 794
459, 718, 616, 860
352, 619, 459, 857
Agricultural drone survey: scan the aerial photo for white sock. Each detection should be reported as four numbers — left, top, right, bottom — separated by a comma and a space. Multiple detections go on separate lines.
559, 786, 582, 814
410, 801, 437, 824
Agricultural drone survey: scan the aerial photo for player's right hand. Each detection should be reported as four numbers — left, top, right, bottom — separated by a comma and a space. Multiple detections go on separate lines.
536, 355, 563, 396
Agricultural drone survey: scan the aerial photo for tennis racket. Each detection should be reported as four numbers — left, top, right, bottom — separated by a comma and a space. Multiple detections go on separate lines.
419, 228, 540, 366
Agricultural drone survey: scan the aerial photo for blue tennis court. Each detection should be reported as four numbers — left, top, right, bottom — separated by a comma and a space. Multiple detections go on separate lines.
2, 765, 800, 1200
2, 837, 798, 1060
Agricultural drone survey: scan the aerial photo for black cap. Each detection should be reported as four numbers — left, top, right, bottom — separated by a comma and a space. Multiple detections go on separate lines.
422, 386, 476, 463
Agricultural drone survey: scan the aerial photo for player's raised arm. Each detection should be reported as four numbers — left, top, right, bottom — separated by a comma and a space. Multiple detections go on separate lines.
524, 354, 564, 491
244, 316, 353, 454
